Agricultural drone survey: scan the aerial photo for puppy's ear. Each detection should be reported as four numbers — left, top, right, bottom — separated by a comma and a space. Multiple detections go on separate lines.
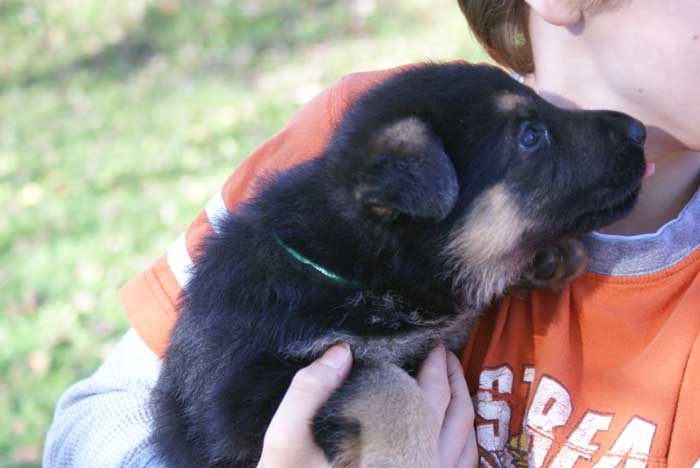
356, 117, 458, 223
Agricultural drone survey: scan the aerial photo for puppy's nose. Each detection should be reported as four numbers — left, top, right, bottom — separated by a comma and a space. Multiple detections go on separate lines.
627, 120, 647, 146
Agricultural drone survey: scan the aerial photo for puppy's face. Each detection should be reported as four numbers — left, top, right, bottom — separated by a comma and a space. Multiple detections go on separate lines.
452, 88, 647, 247
442, 86, 646, 261
437, 76, 647, 304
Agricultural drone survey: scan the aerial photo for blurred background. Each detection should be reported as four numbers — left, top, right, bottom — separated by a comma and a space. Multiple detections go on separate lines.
0, 0, 490, 465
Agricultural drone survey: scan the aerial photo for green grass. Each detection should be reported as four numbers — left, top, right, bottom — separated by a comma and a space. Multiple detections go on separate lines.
0, 0, 490, 465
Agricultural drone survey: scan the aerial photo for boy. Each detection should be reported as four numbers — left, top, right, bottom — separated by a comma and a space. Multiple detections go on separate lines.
44, 1, 700, 467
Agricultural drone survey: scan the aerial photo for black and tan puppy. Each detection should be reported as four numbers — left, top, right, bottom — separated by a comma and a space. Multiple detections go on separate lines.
152, 63, 647, 468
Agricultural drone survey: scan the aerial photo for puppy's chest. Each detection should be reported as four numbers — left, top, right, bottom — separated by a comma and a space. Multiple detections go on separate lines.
284, 291, 475, 367
342, 312, 473, 366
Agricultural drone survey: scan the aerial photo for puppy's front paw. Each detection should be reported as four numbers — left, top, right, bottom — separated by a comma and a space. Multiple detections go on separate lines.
523, 238, 588, 290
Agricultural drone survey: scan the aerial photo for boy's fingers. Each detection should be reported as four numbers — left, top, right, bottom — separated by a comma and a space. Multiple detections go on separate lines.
439, 351, 475, 467
266, 343, 353, 439
416, 344, 451, 428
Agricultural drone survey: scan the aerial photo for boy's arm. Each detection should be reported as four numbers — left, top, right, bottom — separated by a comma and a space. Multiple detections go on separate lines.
43, 329, 165, 468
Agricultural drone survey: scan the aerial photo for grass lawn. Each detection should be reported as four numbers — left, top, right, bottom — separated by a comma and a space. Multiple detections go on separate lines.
0, 0, 490, 465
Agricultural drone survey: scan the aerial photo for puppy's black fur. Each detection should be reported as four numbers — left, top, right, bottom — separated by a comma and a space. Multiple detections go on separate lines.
152, 63, 647, 467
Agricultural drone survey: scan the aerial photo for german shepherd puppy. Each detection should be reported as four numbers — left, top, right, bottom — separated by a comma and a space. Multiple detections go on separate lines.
152, 63, 647, 468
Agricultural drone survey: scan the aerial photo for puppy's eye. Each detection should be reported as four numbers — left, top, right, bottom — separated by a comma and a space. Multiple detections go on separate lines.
367, 203, 403, 223
518, 122, 547, 151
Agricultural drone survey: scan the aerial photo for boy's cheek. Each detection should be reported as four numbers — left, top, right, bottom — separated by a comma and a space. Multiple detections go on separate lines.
597, 1, 700, 149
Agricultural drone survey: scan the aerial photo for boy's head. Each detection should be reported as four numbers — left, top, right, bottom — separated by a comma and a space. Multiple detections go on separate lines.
459, 0, 700, 154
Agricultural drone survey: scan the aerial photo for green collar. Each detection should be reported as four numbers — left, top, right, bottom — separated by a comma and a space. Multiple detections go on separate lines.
274, 233, 363, 288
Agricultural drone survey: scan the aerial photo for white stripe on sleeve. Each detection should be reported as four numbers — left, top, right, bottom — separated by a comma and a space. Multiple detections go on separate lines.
205, 189, 228, 234
167, 232, 194, 287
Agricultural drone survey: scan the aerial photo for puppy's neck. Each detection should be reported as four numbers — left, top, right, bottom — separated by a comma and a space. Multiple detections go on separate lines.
258, 161, 449, 307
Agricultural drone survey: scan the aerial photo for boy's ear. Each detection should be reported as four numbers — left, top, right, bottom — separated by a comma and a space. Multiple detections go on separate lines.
355, 118, 459, 223
524, 0, 583, 26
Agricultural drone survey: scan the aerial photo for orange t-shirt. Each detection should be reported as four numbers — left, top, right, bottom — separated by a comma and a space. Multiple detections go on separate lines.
120, 66, 700, 467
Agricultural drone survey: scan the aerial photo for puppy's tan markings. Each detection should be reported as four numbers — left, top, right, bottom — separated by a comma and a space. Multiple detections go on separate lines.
449, 184, 530, 261
496, 92, 527, 112
372, 117, 430, 155
337, 362, 438, 468
444, 184, 534, 307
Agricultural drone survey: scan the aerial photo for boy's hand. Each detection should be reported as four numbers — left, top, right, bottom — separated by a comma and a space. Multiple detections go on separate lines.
418, 345, 478, 468
257, 344, 477, 468
258, 343, 353, 468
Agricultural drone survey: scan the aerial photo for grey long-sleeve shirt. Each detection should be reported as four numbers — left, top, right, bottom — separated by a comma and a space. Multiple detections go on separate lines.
43, 329, 165, 468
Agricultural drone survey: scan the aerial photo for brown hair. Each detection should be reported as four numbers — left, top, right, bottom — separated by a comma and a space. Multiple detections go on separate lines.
457, 0, 534, 75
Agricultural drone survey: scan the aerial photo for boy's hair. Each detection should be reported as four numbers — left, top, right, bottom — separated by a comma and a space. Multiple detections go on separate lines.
457, 0, 534, 75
